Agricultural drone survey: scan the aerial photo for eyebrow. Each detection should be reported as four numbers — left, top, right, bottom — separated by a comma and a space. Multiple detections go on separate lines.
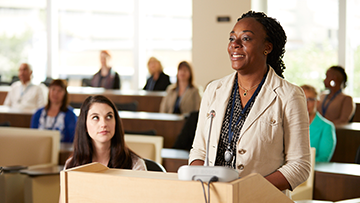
89, 111, 114, 116
230, 30, 255, 34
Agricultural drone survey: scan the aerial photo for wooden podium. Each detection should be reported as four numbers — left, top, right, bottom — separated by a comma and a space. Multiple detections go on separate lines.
60, 163, 293, 203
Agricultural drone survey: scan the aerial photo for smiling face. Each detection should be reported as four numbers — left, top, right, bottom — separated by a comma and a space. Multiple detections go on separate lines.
228, 17, 272, 74
86, 102, 116, 146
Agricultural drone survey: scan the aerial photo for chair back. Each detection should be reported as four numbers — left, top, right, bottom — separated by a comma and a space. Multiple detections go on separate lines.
124, 134, 163, 164
144, 158, 166, 172
0, 127, 60, 167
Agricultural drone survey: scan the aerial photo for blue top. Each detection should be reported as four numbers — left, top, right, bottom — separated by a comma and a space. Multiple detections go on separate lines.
310, 112, 337, 162
30, 106, 77, 143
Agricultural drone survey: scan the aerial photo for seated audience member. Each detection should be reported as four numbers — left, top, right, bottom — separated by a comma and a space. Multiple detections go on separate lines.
317, 65, 355, 125
31, 79, 77, 143
173, 111, 199, 151
64, 95, 146, 170
4, 63, 45, 111
160, 61, 201, 114
91, 50, 121, 89
302, 84, 336, 162
143, 57, 171, 91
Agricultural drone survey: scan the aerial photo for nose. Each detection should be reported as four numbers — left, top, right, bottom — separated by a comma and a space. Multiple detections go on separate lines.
99, 119, 107, 128
230, 39, 242, 49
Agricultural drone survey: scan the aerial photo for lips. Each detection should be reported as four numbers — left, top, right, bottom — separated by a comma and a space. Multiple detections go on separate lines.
99, 130, 109, 135
230, 53, 245, 60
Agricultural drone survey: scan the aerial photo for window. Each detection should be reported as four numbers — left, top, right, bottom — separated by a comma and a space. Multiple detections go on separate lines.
0, 0, 47, 84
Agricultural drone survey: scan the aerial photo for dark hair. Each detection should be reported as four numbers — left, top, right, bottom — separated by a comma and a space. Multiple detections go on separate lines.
176, 61, 195, 88
238, 11, 287, 78
45, 79, 69, 112
66, 95, 137, 169
329, 65, 347, 88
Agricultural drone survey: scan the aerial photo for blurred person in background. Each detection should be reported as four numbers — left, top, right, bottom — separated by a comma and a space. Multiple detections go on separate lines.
301, 84, 336, 162
317, 65, 355, 125
91, 50, 121, 89
31, 79, 77, 143
4, 63, 45, 111
160, 61, 201, 114
143, 57, 171, 91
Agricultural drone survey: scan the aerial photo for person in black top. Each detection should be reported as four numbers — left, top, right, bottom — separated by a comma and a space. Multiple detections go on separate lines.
143, 57, 171, 91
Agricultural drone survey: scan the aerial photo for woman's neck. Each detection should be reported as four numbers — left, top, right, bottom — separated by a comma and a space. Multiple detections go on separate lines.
237, 68, 266, 89
92, 144, 111, 166
153, 71, 160, 81
309, 112, 316, 124
178, 80, 189, 96
47, 103, 61, 116
100, 66, 110, 77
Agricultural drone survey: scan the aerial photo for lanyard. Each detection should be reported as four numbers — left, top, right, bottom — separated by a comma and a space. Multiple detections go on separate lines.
321, 89, 341, 116
18, 84, 33, 102
227, 70, 268, 144
44, 111, 60, 130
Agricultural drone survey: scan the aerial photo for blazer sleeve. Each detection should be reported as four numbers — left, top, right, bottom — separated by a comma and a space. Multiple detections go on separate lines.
30, 108, 42, 129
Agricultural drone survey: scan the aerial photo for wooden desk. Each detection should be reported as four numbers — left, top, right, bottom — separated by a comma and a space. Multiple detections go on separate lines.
0, 86, 166, 112
0, 106, 185, 148
313, 162, 360, 202
332, 123, 360, 163
67, 86, 166, 112
0, 105, 34, 127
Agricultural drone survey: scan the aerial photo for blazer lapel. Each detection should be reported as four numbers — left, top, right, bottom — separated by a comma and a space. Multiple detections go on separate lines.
240, 68, 280, 138
209, 73, 236, 146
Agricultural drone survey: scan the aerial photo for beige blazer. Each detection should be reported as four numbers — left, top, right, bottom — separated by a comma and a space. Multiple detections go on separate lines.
189, 67, 311, 190
159, 84, 201, 114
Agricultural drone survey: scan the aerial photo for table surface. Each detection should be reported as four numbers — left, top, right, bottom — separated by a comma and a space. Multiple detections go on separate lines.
315, 162, 360, 176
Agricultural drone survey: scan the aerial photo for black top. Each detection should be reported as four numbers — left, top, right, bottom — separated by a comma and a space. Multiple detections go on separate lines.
143, 72, 171, 91
172, 111, 199, 150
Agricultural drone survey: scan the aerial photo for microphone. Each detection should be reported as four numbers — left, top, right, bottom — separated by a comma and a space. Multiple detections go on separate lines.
204, 110, 215, 166
178, 110, 239, 182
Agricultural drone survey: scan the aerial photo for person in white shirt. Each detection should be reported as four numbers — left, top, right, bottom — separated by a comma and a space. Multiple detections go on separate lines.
3, 63, 45, 111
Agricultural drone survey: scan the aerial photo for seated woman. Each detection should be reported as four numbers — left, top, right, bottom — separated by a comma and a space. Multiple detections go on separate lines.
159, 61, 201, 114
301, 84, 336, 162
31, 79, 77, 143
317, 65, 355, 125
91, 50, 121, 89
64, 95, 146, 170
143, 57, 171, 91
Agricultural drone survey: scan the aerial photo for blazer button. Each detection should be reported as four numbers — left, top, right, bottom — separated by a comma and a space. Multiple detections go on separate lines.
238, 164, 244, 170
238, 149, 246, 154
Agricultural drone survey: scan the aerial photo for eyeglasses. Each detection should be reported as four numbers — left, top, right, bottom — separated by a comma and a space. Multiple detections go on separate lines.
306, 98, 317, 102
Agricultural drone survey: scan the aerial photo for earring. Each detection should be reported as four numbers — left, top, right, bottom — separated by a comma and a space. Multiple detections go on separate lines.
330, 80, 336, 87
264, 50, 268, 55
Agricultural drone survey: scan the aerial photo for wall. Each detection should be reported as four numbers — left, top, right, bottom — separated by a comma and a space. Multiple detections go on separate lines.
192, 0, 251, 88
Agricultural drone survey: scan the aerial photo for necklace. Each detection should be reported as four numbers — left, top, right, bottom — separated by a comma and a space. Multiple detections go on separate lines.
238, 82, 261, 97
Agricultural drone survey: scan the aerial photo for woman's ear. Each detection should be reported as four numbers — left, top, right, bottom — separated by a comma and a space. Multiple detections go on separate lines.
265, 42, 273, 55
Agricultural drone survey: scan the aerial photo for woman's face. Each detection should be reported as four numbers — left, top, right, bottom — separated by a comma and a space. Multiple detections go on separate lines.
303, 89, 317, 116
49, 85, 65, 105
86, 102, 116, 146
228, 17, 270, 73
177, 65, 190, 83
148, 60, 160, 75
324, 68, 340, 89
100, 53, 110, 67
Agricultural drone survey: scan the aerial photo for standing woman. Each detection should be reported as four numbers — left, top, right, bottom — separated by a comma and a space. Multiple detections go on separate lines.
159, 61, 201, 114
64, 95, 146, 170
91, 50, 121, 89
189, 11, 311, 193
31, 79, 77, 143
317, 65, 355, 125
143, 57, 171, 91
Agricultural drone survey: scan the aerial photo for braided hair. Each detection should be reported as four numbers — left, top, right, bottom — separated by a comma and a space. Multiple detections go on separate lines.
238, 11, 287, 78
329, 65, 348, 88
